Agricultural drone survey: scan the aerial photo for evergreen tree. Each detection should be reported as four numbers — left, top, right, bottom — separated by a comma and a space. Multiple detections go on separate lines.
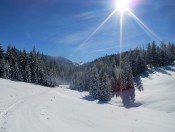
26, 63, 31, 83
98, 72, 111, 101
14, 62, 23, 81
29, 48, 37, 83
3, 60, 11, 79
19, 49, 28, 82
5, 45, 13, 79
0, 44, 4, 77
151, 41, 158, 67
168, 43, 175, 59
47, 69, 55, 87
129, 48, 147, 76
0, 44, 3, 60
119, 56, 135, 106
119, 55, 134, 91
89, 65, 100, 99
111, 66, 121, 94
36, 54, 44, 85
159, 42, 173, 66
5, 45, 11, 62
135, 53, 147, 75
146, 43, 152, 67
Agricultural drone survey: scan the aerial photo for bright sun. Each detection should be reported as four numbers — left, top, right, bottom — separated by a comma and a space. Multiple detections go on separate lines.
115, 0, 130, 12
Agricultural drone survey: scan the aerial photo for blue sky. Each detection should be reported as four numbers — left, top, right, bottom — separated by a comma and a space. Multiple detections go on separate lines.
0, 0, 175, 62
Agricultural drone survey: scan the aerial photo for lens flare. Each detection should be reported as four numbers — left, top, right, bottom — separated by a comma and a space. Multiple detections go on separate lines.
127, 9, 161, 41
115, 0, 130, 12
70, 0, 161, 63
71, 9, 118, 55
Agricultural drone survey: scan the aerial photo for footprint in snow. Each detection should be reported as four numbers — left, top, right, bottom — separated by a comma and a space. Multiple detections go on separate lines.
2, 122, 7, 125
1, 127, 6, 131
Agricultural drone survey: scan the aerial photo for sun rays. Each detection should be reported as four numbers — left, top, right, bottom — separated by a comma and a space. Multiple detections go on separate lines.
76, 9, 118, 51
127, 9, 161, 41
120, 9, 123, 65
71, 0, 161, 63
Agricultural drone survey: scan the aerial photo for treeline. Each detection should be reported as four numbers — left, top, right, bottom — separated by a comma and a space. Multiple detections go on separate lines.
70, 41, 175, 103
0, 42, 175, 104
0, 44, 74, 87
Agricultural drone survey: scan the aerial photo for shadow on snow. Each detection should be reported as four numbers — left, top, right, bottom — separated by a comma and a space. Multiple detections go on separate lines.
81, 63, 175, 108
134, 63, 175, 91
81, 88, 142, 108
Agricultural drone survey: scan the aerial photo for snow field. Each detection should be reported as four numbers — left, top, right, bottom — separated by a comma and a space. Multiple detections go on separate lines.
0, 64, 175, 132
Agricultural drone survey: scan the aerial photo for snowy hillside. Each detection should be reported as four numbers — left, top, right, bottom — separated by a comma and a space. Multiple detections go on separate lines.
0, 64, 175, 132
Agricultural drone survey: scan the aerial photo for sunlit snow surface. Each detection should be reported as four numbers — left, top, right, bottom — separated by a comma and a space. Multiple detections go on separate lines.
0, 64, 175, 132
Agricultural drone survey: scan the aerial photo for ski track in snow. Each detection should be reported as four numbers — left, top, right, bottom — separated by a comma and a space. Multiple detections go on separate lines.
0, 64, 175, 132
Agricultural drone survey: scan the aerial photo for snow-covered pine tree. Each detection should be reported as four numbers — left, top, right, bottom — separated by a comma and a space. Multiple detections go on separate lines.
146, 43, 152, 67
135, 52, 147, 75
110, 66, 121, 94
3, 60, 11, 79
98, 72, 112, 102
119, 55, 135, 106
29, 47, 38, 83
5, 45, 14, 79
0, 44, 4, 77
36, 53, 46, 85
119, 55, 134, 91
159, 42, 173, 66
0, 44, 3, 60
26, 63, 31, 83
47, 68, 56, 87
14, 62, 23, 81
89, 65, 100, 99
0, 59, 5, 78
151, 41, 159, 67
168, 42, 175, 60
19, 49, 28, 82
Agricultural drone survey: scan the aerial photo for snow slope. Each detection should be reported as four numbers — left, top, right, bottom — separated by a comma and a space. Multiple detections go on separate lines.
0, 64, 175, 132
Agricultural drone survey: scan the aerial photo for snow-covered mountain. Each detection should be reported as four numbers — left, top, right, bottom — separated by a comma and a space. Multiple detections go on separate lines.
47, 56, 75, 66
73, 61, 86, 66
0, 64, 175, 132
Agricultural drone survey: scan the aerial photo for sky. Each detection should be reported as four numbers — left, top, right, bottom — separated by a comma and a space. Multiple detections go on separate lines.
0, 0, 175, 62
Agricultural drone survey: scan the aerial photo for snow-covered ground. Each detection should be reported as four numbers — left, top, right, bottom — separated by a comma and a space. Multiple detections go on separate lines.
0, 64, 175, 132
